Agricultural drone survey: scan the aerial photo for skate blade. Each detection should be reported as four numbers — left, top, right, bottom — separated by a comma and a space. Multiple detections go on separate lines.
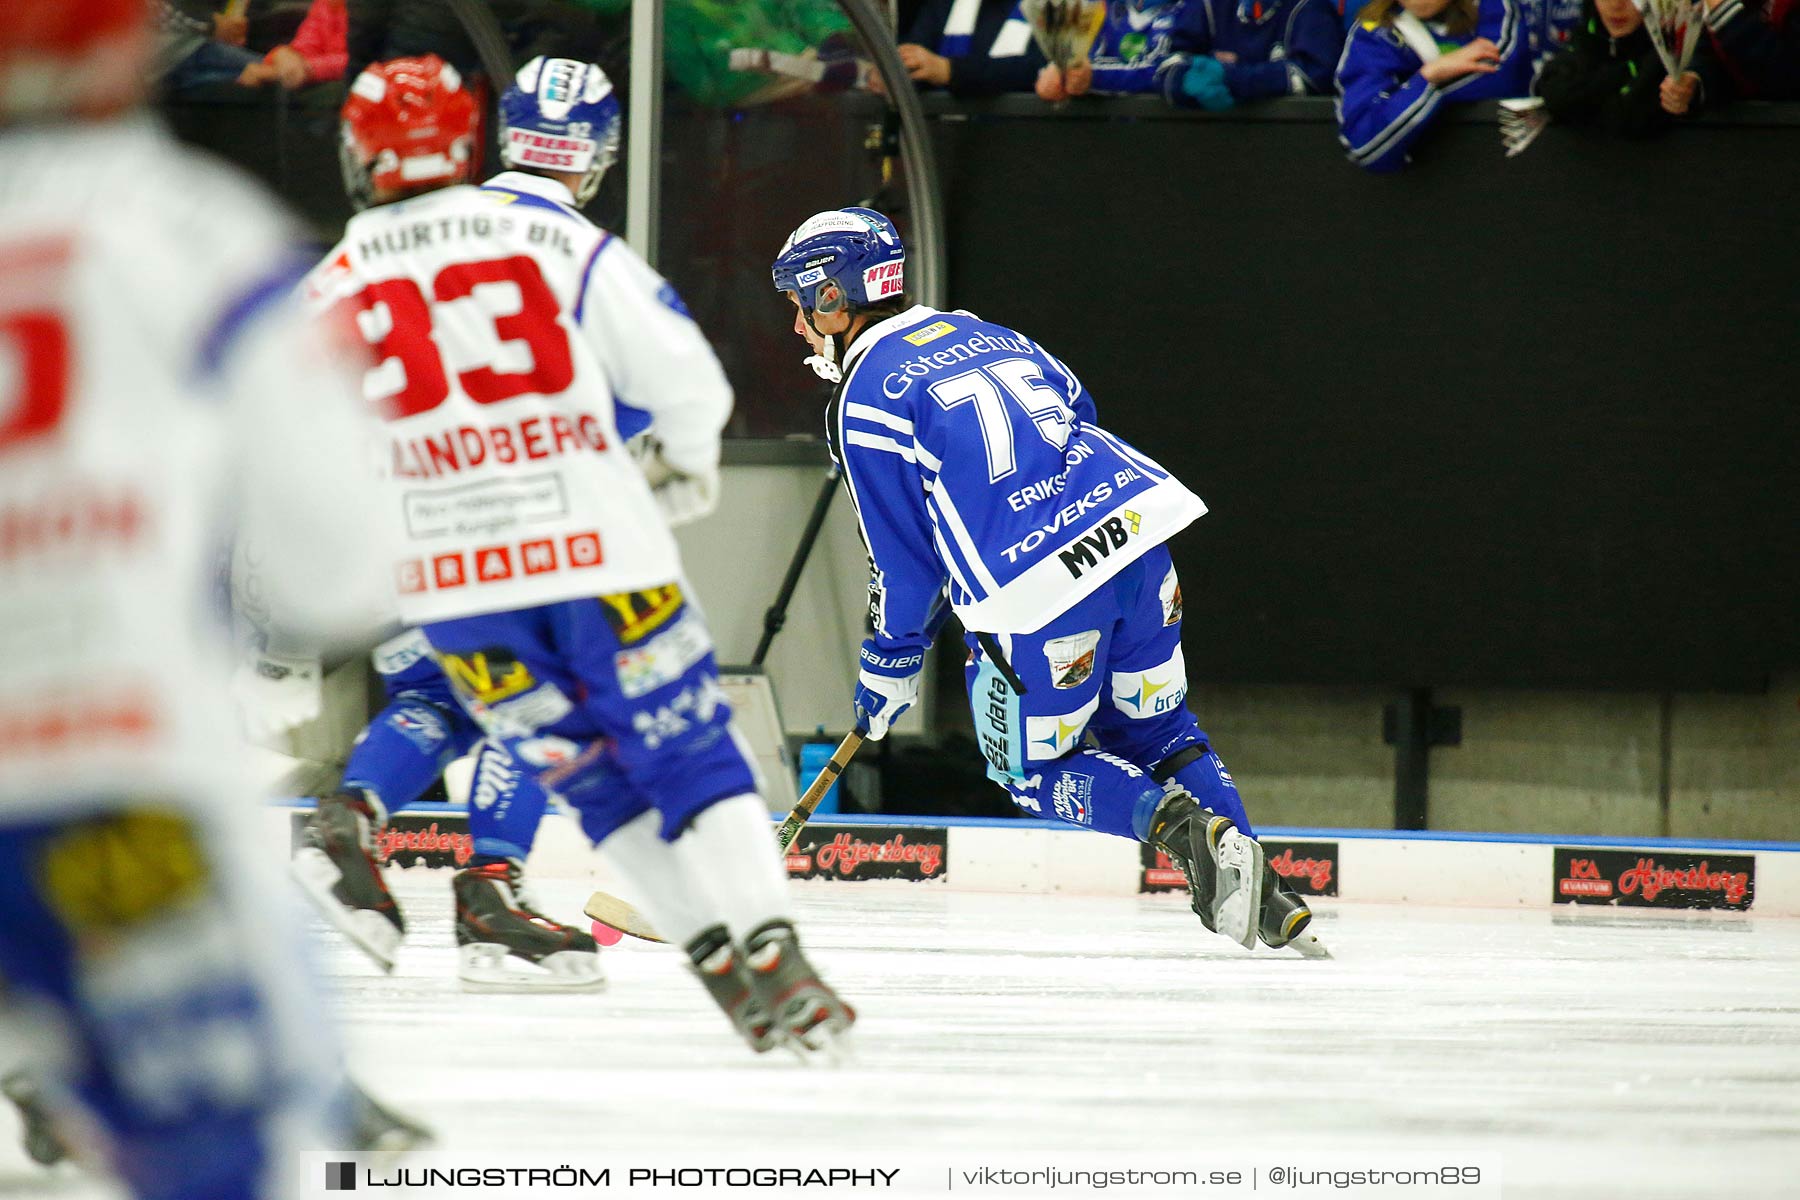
1212, 832, 1264, 952
1286, 930, 1333, 960
356, 1114, 436, 1154
292, 850, 400, 972
347, 1084, 436, 1154
777, 996, 856, 1067
456, 945, 606, 993
779, 1019, 856, 1067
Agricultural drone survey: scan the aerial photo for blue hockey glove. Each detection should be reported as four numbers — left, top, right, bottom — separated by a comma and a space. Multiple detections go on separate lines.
1181, 56, 1235, 112
853, 638, 927, 741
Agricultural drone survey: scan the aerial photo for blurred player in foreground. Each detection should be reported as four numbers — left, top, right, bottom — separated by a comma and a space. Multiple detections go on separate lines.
0, 1, 414, 1194
305, 55, 855, 1056
771, 209, 1318, 955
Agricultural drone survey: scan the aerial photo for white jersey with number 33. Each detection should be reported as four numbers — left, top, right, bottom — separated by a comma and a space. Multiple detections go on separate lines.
304, 172, 733, 625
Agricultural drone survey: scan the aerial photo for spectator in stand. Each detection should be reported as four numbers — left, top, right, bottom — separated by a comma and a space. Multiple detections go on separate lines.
879, 0, 1044, 96
239, 0, 348, 90
1336, 0, 1530, 171
1521, 0, 1584, 63
1159, 0, 1345, 109
151, 0, 261, 96
1037, 0, 1185, 99
1703, 0, 1800, 97
1535, 0, 1722, 134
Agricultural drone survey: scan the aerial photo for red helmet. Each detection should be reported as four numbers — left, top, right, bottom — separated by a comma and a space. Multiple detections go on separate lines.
338, 56, 478, 209
0, 0, 146, 120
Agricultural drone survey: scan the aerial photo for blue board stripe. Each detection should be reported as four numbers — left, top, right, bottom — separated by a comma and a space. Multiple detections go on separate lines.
274, 800, 1800, 852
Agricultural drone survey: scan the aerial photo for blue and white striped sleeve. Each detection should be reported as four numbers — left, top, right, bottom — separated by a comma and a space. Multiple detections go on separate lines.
1335, 28, 1443, 173
1032, 341, 1099, 426
836, 398, 948, 648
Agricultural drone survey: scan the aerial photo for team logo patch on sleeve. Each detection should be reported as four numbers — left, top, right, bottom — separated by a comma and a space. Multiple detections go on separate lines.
1159, 565, 1183, 627
1044, 629, 1101, 689
598, 583, 684, 644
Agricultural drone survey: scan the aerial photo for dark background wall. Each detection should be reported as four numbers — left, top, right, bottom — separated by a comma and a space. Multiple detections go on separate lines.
167, 89, 1800, 696
929, 97, 1800, 694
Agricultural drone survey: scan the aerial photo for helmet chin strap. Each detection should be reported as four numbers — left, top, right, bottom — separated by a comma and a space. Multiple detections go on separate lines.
799, 306, 847, 383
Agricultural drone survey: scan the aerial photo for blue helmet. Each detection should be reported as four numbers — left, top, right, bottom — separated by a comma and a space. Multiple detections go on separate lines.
770, 208, 906, 318
498, 56, 621, 207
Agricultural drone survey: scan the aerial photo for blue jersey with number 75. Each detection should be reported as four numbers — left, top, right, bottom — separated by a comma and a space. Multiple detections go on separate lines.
828, 305, 1206, 643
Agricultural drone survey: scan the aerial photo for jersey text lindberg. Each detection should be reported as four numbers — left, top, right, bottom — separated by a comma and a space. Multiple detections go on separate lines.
304, 172, 731, 624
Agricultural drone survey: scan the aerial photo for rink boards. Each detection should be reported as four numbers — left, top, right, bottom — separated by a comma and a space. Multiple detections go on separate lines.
278, 803, 1800, 918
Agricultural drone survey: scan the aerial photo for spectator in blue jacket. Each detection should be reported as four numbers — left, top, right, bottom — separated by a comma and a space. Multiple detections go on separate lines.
1037, 0, 1185, 99
886, 0, 1044, 96
1335, 0, 1530, 171
1161, 0, 1346, 108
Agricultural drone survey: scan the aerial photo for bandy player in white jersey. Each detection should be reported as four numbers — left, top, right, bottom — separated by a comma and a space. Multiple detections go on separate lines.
0, 2, 404, 1196
303, 56, 855, 1057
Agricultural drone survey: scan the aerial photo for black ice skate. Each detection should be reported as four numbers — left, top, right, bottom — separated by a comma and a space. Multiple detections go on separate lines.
346, 1079, 435, 1152
293, 790, 405, 971
452, 860, 604, 992
1147, 789, 1264, 950
684, 926, 781, 1054
1258, 861, 1332, 959
743, 919, 855, 1062
2, 1072, 65, 1167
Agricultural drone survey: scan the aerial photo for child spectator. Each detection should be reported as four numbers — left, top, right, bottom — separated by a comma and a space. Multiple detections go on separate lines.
1160, 0, 1345, 109
239, 0, 348, 90
1336, 0, 1531, 171
1038, 0, 1185, 99
886, 0, 1044, 96
1535, 0, 1721, 134
1703, 0, 1800, 97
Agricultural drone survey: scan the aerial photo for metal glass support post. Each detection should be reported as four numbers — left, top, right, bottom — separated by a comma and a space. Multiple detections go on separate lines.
752, 468, 842, 669
625, 0, 664, 267
1382, 688, 1462, 831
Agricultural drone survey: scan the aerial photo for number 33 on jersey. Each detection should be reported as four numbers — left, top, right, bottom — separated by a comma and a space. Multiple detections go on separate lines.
303, 175, 732, 624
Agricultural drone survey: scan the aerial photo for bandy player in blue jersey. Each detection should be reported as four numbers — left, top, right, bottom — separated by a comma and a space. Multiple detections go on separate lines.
771, 209, 1317, 954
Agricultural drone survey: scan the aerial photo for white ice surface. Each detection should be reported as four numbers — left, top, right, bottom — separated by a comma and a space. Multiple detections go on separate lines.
5, 876, 1798, 1198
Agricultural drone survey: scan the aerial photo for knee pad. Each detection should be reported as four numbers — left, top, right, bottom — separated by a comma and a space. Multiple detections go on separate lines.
342, 701, 463, 810
1152, 742, 1212, 783
1155, 745, 1251, 837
